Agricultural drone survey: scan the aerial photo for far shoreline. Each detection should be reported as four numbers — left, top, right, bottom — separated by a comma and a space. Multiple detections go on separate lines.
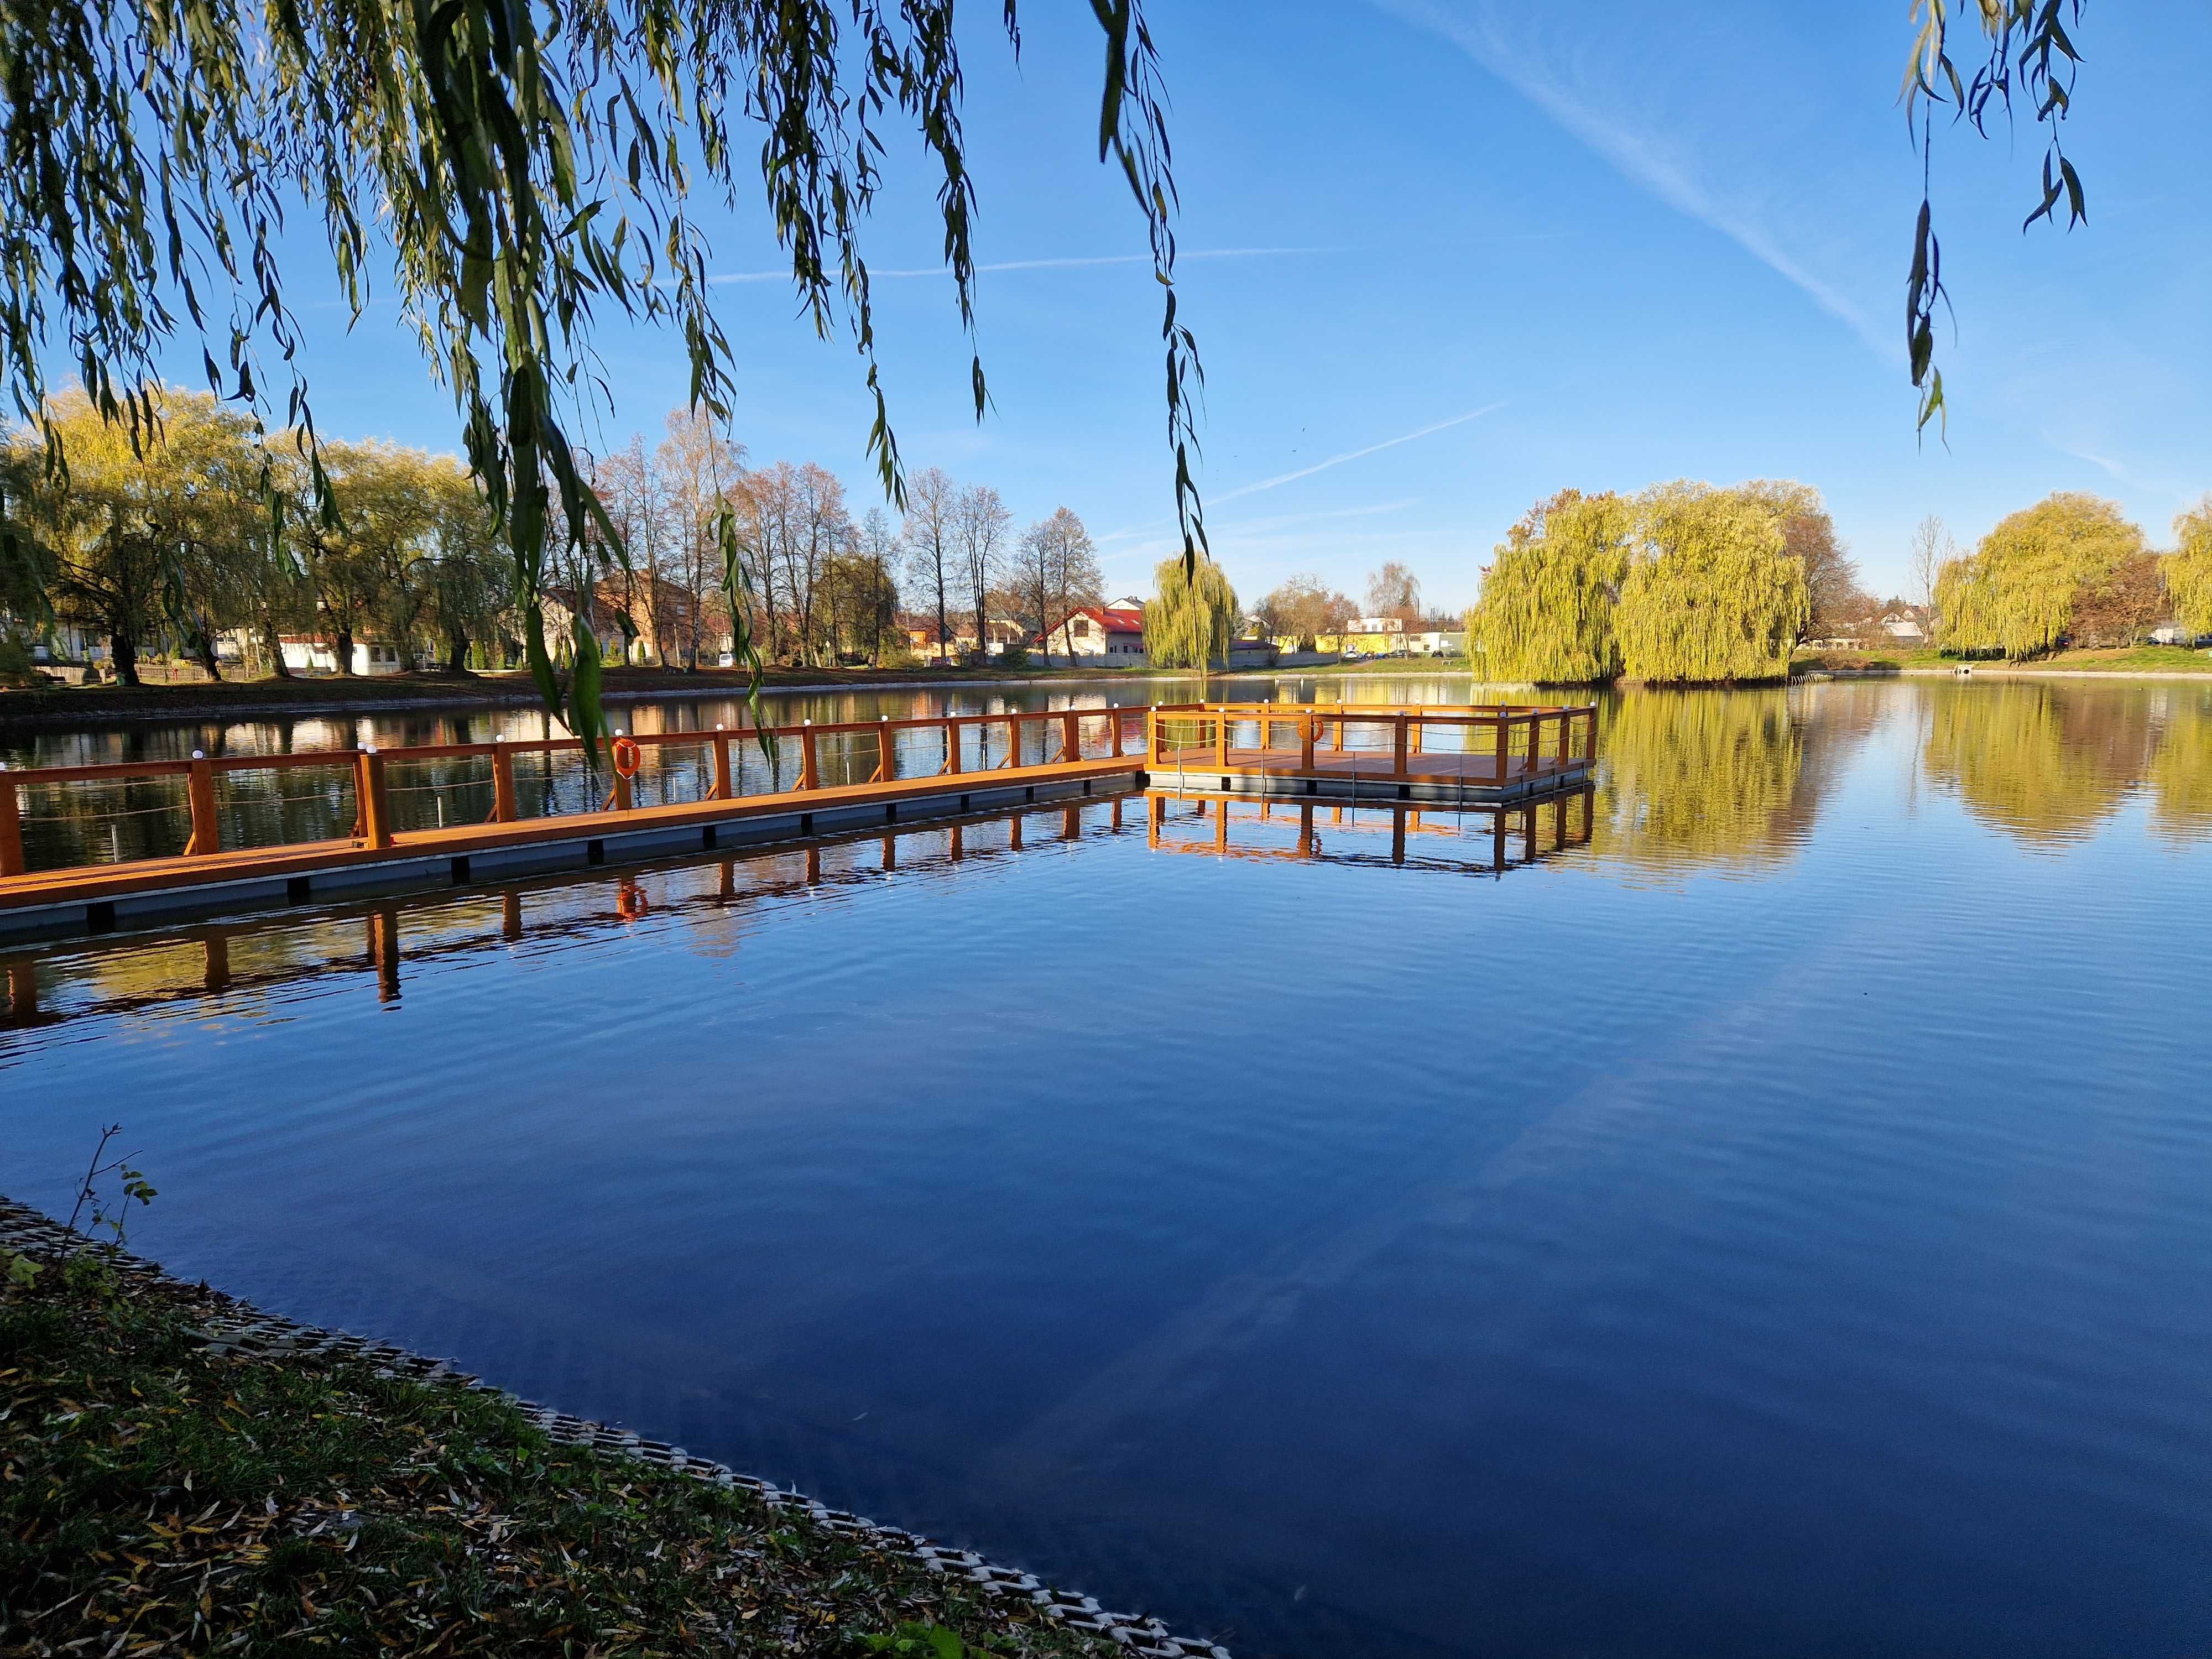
7, 651, 2211, 731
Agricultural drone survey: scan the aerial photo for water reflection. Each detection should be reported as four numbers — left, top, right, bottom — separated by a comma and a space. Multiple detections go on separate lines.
8, 677, 2212, 877
1144, 789, 1594, 874
1919, 681, 2198, 846
0, 795, 1141, 1031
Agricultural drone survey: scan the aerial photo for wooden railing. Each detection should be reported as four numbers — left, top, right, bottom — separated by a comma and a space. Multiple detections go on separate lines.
0, 705, 1147, 880
1144, 701, 1597, 784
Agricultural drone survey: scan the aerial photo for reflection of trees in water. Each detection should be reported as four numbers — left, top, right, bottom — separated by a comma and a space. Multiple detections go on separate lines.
1922, 683, 2162, 844
1593, 684, 1884, 875
2147, 688, 2212, 843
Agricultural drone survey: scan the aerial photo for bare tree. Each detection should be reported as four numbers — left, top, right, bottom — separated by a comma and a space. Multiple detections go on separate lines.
594, 436, 671, 664
1017, 508, 1102, 662
1364, 562, 1422, 636
901, 467, 958, 664
657, 410, 748, 669
955, 483, 1013, 664
1909, 514, 1950, 614
787, 462, 851, 665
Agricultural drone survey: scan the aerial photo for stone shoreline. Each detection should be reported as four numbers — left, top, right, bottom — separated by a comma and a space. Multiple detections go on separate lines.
0, 1197, 1232, 1659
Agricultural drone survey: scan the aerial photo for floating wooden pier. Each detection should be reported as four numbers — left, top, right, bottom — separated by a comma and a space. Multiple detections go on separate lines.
1146, 702, 1595, 802
0, 701, 1600, 940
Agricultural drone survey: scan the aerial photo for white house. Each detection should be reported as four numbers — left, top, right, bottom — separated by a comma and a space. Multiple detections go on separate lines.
1880, 608, 1931, 645
1035, 600, 1147, 665
277, 635, 409, 675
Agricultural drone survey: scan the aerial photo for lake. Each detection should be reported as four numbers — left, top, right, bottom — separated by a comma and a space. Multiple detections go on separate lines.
4, 674, 2210, 1657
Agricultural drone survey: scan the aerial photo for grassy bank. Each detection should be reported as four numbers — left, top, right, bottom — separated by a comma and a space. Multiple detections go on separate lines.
0, 662, 1180, 727
1793, 644, 2212, 677
0, 1218, 1138, 1658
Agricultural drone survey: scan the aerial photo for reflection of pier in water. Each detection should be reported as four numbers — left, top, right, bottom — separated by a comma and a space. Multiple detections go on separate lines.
1144, 784, 1594, 874
0, 796, 1140, 1029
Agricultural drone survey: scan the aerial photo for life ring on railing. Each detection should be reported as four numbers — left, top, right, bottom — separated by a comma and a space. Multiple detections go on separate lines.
611, 736, 642, 778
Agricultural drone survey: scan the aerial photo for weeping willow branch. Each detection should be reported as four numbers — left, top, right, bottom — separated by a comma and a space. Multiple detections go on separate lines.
1902, 1, 2086, 437
0, 0, 1202, 746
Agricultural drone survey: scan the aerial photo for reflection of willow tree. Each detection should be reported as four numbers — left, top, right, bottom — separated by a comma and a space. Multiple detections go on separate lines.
1594, 689, 1806, 873
1923, 685, 2158, 844
2147, 691, 2212, 844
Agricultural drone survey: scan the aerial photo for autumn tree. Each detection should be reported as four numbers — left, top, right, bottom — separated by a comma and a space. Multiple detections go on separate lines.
1615, 482, 1807, 682
1145, 554, 1236, 671
1256, 573, 1354, 653
2070, 552, 2167, 650
1468, 489, 1633, 684
2166, 499, 2212, 641
1936, 493, 2144, 660
1740, 479, 1865, 641
8, 387, 262, 685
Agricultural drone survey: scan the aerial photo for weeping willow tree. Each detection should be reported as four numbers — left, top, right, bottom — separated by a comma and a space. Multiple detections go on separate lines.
1922, 681, 2154, 844
2166, 498, 2212, 639
1593, 687, 1805, 875
0, 0, 1203, 749
1934, 492, 2142, 660
1615, 482, 1807, 683
1468, 489, 1632, 684
1144, 554, 1236, 671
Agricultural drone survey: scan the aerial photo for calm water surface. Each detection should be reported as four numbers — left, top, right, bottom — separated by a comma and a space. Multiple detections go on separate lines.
5, 676, 2211, 1658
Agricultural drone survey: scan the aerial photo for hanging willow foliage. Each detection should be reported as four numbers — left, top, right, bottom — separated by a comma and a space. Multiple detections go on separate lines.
1143, 552, 1235, 670
0, 0, 1202, 749
1933, 492, 2143, 660
1615, 482, 1806, 684
2165, 498, 2212, 639
1467, 489, 1631, 684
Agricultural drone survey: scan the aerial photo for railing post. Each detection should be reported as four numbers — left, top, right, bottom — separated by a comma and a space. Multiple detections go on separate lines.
1300, 712, 1316, 773
1408, 714, 1423, 758
357, 748, 393, 849
492, 739, 517, 822
1392, 717, 1410, 780
946, 716, 963, 775
1110, 705, 1125, 758
1213, 705, 1229, 769
1493, 714, 1509, 785
1147, 705, 1159, 765
184, 751, 222, 856
712, 726, 734, 799
1062, 709, 1079, 766
877, 716, 894, 783
800, 722, 819, 791
0, 765, 22, 877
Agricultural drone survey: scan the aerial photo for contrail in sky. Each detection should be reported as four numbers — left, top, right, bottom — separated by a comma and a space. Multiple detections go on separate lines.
1211, 404, 1507, 505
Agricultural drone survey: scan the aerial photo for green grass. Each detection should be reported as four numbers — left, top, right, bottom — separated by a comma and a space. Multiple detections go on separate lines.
1794, 644, 2212, 676
0, 1241, 1120, 1658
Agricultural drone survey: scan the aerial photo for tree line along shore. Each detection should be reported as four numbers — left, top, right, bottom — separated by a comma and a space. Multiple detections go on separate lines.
6, 385, 2209, 700
1464, 484, 2212, 686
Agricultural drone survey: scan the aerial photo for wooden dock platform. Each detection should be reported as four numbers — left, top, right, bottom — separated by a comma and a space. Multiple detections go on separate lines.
0, 701, 1601, 941
1146, 702, 1595, 802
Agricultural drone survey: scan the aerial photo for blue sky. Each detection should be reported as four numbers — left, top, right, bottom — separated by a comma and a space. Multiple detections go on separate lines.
187, 2, 2211, 608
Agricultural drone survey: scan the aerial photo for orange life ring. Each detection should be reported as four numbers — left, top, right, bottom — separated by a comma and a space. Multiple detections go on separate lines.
611, 735, 641, 778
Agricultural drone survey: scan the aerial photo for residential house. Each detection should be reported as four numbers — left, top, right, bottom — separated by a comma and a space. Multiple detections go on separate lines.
276, 635, 409, 675
1033, 600, 1147, 666
1879, 607, 1931, 645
